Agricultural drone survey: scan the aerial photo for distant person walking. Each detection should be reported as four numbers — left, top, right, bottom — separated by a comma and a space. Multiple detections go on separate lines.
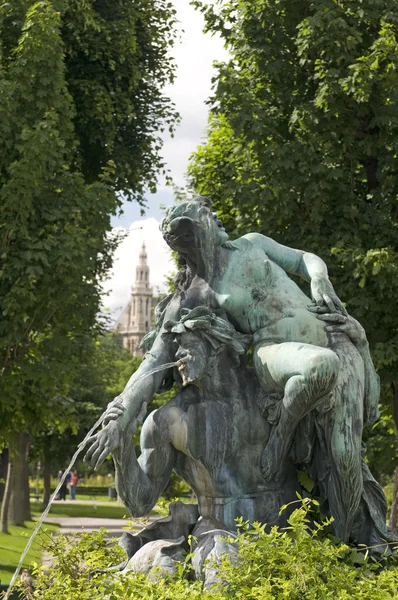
57, 470, 68, 501
69, 470, 79, 500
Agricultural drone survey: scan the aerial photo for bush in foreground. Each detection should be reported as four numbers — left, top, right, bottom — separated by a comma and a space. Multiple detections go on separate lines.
28, 500, 398, 599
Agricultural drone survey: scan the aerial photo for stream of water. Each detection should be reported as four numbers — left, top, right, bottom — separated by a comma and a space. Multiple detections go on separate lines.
4, 360, 180, 600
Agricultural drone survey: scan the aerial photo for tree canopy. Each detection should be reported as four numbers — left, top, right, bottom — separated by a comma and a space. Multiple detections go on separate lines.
0, 0, 177, 428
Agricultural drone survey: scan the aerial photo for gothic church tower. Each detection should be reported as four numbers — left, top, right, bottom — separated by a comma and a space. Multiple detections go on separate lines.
117, 242, 153, 356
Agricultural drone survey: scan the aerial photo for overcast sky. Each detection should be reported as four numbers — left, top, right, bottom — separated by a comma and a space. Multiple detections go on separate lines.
103, 1, 227, 319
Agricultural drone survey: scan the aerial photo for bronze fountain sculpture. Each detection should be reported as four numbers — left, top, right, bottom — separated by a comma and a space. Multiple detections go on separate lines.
85, 196, 396, 588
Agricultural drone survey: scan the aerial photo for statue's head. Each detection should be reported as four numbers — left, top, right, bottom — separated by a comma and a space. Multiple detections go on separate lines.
160, 196, 229, 254
163, 306, 252, 387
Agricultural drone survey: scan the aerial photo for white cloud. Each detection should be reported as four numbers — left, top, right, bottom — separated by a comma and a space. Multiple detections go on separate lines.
112, 0, 228, 227
102, 218, 174, 320
106, 2, 227, 317
158, 0, 228, 187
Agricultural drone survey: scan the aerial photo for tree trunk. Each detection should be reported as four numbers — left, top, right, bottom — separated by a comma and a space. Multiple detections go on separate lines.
390, 381, 398, 535
7, 432, 31, 526
1, 452, 13, 533
0, 448, 9, 502
42, 457, 51, 508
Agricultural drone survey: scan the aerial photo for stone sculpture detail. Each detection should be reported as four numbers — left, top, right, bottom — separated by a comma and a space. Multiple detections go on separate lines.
85, 197, 396, 587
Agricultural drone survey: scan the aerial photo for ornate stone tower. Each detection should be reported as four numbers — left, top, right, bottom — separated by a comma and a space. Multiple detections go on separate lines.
117, 242, 153, 357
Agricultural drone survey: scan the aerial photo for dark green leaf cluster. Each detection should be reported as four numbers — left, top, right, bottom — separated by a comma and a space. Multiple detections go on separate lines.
188, 0, 398, 476
1, 0, 178, 198
59, 0, 179, 196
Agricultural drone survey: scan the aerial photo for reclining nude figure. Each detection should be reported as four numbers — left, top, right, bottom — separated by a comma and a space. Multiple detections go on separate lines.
86, 307, 300, 588
86, 197, 384, 543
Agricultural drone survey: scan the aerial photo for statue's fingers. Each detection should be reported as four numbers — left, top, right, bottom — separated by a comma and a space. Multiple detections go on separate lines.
82, 433, 98, 447
325, 325, 345, 334
89, 443, 107, 467
312, 291, 324, 306
331, 294, 348, 316
103, 409, 124, 425
83, 440, 99, 462
103, 417, 120, 428
109, 400, 124, 411
323, 294, 336, 313
107, 407, 124, 416
104, 401, 124, 415
316, 313, 346, 323
94, 448, 111, 471
307, 304, 329, 314
336, 323, 352, 334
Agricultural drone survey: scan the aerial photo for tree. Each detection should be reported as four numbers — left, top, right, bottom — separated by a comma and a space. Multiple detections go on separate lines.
29, 333, 141, 505
30, 333, 182, 505
188, 0, 398, 478
0, 0, 177, 531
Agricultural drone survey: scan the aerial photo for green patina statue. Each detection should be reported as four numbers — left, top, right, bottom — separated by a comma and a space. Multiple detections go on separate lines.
85, 196, 396, 587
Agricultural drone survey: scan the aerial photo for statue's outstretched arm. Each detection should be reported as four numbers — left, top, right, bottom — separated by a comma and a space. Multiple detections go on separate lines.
244, 232, 346, 313
115, 294, 181, 432
83, 295, 180, 470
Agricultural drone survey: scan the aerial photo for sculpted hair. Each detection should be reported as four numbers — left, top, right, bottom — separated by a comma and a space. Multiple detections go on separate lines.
160, 197, 213, 291
162, 306, 252, 363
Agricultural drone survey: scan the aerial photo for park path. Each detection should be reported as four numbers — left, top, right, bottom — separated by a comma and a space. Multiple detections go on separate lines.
40, 508, 159, 568
43, 516, 128, 535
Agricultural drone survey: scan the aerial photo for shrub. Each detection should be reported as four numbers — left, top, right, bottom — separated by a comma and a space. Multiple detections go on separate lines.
28, 500, 398, 599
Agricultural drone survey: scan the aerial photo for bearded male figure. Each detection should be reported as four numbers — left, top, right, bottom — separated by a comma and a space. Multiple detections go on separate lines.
86, 307, 299, 588
88, 196, 382, 543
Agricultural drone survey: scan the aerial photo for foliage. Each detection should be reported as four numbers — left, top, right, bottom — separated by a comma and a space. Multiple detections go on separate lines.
188, 0, 398, 477
0, 0, 178, 201
162, 471, 191, 500
29, 499, 398, 599
0, 0, 178, 435
364, 395, 397, 483
0, 0, 112, 437
28, 333, 141, 479
0, 520, 59, 585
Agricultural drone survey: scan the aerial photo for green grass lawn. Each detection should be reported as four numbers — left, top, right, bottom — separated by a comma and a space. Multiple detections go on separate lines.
76, 494, 116, 502
30, 501, 129, 519
30, 493, 117, 503
0, 520, 59, 586
0, 502, 130, 586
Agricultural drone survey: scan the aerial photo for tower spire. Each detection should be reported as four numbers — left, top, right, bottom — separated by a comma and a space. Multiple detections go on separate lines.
139, 241, 147, 265
116, 242, 153, 357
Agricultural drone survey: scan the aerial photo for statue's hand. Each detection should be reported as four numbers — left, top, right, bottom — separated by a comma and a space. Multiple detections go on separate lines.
84, 420, 122, 471
310, 277, 347, 314
313, 310, 366, 347
103, 398, 125, 426
83, 397, 147, 470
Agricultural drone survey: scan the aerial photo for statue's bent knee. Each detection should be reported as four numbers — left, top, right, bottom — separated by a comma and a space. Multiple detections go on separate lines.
304, 349, 340, 397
